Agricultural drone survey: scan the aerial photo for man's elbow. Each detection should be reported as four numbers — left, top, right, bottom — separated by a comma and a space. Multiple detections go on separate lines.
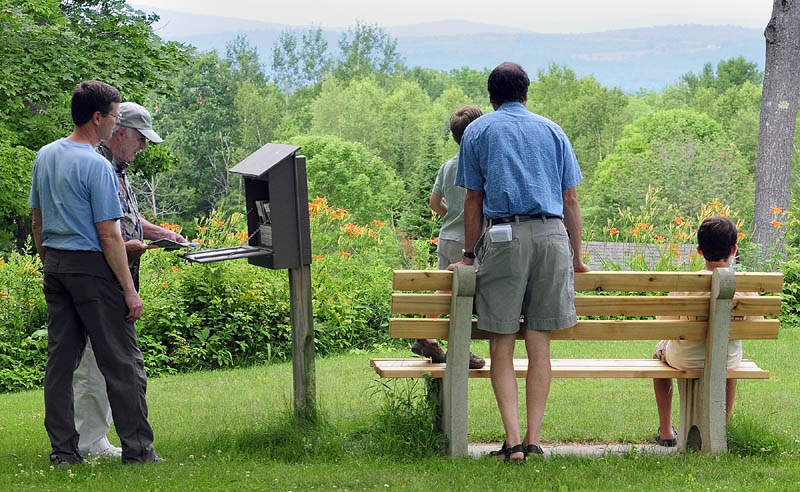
562, 188, 580, 210
96, 222, 122, 247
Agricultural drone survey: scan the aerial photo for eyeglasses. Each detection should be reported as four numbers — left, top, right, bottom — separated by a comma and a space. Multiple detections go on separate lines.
103, 111, 120, 121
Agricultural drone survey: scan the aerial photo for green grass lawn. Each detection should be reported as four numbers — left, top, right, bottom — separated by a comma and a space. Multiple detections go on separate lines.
2, 328, 799, 491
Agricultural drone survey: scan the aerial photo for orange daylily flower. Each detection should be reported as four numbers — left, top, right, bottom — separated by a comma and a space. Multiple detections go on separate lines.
429, 237, 439, 245
339, 251, 351, 258
313, 197, 326, 205
673, 217, 684, 225
770, 207, 783, 215
737, 232, 746, 240
171, 266, 179, 274
313, 255, 324, 262
630, 229, 639, 237
655, 235, 665, 242
771, 219, 782, 229
713, 200, 722, 208
373, 220, 384, 227
161, 282, 168, 287
608, 227, 619, 236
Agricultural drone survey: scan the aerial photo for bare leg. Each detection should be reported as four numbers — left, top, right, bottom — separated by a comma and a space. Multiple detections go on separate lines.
726, 378, 737, 421
654, 378, 676, 439
522, 329, 552, 448
489, 333, 523, 461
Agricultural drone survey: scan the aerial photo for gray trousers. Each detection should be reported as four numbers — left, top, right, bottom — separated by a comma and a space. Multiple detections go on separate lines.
42, 248, 156, 463
73, 339, 114, 453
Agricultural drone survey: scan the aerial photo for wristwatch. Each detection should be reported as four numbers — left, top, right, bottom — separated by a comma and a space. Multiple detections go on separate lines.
462, 250, 476, 259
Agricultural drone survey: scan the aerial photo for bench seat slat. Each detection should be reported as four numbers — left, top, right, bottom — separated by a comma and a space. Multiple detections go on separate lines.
392, 270, 784, 293
388, 318, 779, 340
370, 358, 769, 379
391, 293, 780, 317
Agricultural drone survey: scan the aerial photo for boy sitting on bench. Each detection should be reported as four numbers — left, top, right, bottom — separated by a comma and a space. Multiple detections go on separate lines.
652, 215, 756, 446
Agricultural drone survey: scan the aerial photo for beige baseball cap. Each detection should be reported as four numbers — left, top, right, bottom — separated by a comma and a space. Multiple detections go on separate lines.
118, 102, 163, 143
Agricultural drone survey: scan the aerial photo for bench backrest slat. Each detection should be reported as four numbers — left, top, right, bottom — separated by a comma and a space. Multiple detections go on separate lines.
393, 270, 784, 293
389, 318, 779, 340
391, 293, 780, 317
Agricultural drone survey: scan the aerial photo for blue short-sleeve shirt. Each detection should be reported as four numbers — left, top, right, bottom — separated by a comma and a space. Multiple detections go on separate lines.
29, 138, 123, 251
455, 102, 582, 219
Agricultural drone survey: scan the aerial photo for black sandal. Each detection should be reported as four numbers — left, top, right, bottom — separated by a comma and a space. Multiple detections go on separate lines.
526, 443, 544, 455
489, 442, 507, 457
655, 426, 677, 447
504, 443, 527, 463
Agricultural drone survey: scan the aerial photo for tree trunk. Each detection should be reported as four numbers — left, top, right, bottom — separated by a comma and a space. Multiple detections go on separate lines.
754, 0, 800, 267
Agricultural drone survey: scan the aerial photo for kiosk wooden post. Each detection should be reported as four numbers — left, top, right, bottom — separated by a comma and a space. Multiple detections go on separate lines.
182, 144, 317, 421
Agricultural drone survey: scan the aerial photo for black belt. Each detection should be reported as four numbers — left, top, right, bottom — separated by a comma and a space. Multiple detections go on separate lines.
489, 214, 561, 225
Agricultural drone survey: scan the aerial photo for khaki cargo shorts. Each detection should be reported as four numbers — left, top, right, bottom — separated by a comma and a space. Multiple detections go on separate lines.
475, 217, 577, 334
437, 238, 464, 270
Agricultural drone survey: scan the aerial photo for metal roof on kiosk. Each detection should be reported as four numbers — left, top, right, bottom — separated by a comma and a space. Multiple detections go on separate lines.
229, 143, 300, 178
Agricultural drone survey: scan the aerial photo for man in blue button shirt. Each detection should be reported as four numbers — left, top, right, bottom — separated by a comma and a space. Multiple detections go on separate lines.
455, 62, 589, 462
29, 80, 159, 465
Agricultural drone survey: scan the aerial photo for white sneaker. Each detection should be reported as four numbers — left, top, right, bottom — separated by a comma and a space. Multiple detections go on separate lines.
85, 444, 123, 458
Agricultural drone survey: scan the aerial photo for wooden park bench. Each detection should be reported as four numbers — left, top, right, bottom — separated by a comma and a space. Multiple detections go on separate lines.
370, 266, 783, 457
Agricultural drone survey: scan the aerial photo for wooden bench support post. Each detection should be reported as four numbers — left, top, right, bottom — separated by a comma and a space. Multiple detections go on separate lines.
441, 264, 475, 457
678, 267, 735, 453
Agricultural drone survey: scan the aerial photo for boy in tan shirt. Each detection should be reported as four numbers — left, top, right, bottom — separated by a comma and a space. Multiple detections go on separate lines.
652, 216, 754, 446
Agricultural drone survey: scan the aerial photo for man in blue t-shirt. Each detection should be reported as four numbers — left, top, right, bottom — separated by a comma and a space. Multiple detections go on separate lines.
455, 62, 590, 462
29, 80, 160, 465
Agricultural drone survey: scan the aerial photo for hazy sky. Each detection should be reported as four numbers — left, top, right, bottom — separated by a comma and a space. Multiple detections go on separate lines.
137, 0, 773, 32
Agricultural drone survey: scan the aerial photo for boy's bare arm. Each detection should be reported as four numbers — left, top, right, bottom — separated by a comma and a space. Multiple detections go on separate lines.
429, 192, 447, 217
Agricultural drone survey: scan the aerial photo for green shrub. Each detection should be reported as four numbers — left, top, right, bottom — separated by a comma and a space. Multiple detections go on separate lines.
780, 260, 800, 322
0, 199, 432, 392
134, 202, 420, 377
0, 241, 47, 392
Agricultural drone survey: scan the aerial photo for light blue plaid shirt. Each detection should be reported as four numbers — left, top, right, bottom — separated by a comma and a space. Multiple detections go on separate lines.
455, 102, 582, 219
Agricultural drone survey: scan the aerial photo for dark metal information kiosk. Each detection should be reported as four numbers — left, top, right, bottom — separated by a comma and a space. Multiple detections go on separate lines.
182, 143, 316, 420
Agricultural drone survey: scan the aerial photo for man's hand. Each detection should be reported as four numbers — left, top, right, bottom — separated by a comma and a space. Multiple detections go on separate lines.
574, 261, 591, 273
447, 258, 474, 271
124, 289, 143, 322
141, 217, 186, 243
125, 240, 156, 259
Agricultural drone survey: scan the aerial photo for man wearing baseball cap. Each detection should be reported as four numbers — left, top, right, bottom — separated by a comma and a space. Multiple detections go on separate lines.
72, 102, 182, 458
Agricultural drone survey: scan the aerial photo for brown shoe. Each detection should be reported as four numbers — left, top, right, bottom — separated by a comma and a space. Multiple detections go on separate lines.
442, 351, 486, 369
411, 340, 446, 363
469, 352, 486, 369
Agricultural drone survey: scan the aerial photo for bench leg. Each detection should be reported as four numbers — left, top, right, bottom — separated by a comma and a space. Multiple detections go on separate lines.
677, 378, 727, 453
441, 265, 475, 457
677, 378, 701, 451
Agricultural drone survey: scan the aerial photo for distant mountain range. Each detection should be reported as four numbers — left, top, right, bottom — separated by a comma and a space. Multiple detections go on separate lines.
137, 5, 766, 93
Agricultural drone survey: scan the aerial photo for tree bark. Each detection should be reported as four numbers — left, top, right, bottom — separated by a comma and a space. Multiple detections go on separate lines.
754, 0, 800, 266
